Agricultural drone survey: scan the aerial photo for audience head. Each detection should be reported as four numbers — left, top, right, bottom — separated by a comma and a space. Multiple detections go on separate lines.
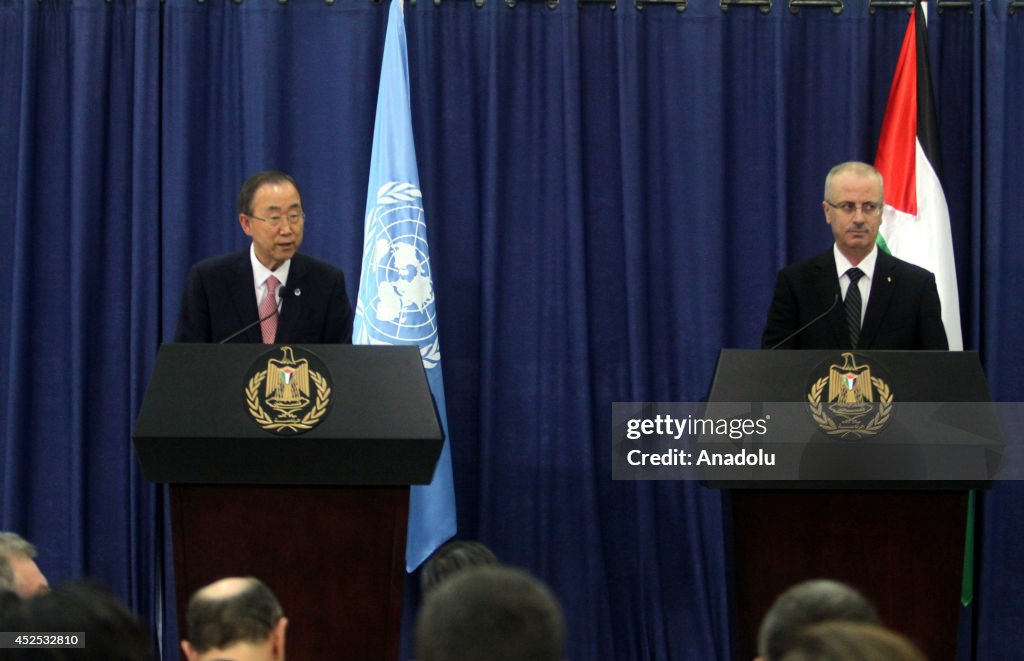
0, 532, 48, 598
416, 565, 565, 661
778, 621, 927, 661
420, 540, 500, 595
181, 577, 288, 661
0, 579, 154, 660
757, 579, 880, 661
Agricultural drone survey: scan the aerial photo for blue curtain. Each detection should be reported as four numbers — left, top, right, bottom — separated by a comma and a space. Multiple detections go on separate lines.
973, 5, 1024, 661
1, 0, 164, 630
2, 0, 1022, 658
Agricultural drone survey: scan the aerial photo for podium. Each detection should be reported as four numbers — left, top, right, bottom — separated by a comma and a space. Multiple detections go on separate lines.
707, 349, 998, 661
133, 343, 443, 660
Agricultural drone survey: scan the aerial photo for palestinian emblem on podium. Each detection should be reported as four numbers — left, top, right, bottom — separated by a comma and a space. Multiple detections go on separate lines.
244, 346, 333, 435
807, 352, 893, 439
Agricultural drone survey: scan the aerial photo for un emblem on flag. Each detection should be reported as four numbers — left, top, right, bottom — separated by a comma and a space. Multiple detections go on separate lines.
357, 181, 440, 368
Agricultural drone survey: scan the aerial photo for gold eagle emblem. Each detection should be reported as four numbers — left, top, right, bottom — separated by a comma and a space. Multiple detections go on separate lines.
265, 349, 311, 418
808, 353, 893, 439
245, 346, 331, 434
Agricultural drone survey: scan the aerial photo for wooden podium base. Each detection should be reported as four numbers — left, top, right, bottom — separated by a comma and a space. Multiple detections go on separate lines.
731, 490, 968, 661
171, 485, 408, 660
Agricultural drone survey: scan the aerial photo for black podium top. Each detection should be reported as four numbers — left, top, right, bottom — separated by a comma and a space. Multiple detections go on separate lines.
701, 349, 1001, 486
133, 344, 443, 486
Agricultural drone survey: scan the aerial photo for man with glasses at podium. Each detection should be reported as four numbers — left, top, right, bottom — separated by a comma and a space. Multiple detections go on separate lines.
745, 160, 958, 661
174, 171, 353, 345
761, 161, 947, 351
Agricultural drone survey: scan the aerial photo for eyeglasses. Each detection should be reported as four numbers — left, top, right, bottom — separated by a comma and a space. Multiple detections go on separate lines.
825, 200, 883, 217
247, 212, 306, 228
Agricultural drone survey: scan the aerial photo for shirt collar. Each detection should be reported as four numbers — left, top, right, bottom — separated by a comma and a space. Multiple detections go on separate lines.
249, 243, 291, 289
833, 243, 877, 281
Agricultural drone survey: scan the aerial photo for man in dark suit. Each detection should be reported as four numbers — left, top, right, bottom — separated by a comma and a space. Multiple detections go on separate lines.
175, 171, 353, 344
738, 162, 959, 661
762, 161, 948, 350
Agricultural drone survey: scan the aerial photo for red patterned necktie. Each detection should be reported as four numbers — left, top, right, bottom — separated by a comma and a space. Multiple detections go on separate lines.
260, 275, 280, 344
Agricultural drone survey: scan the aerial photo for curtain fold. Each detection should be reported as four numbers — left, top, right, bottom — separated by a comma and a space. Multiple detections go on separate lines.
973, 3, 1024, 660
1, 0, 164, 628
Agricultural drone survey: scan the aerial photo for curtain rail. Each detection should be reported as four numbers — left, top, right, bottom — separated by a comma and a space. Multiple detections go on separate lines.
935, 0, 971, 12
576, 0, 688, 11
720, 0, 772, 12
788, 0, 842, 13
866, 0, 974, 14
407, 0, 974, 10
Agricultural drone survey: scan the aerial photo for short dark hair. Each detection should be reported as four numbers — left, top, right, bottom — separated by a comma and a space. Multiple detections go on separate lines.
758, 579, 880, 661
420, 540, 500, 595
779, 621, 927, 661
415, 566, 565, 661
186, 577, 284, 654
0, 532, 37, 592
0, 579, 154, 660
237, 171, 301, 217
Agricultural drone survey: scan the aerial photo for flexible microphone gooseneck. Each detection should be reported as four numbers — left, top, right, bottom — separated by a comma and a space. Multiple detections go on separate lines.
218, 287, 290, 344
767, 292, 840, 351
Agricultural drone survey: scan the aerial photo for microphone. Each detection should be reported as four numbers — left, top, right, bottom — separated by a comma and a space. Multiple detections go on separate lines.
767, 292, 840, 351
218, 287, 290, 344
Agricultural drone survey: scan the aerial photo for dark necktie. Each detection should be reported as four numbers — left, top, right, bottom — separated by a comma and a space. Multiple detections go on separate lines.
845, 267, 864, 349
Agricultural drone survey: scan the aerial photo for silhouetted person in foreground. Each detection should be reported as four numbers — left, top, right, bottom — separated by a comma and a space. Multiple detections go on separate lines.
416, 565, 565, 661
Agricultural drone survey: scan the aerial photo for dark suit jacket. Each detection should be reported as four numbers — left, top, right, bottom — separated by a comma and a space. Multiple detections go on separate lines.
761, 249, 948, 350
174, 250, 353, 344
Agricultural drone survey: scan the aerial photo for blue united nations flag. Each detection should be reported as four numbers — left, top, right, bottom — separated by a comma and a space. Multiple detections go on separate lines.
353, 0, 456, 572
356, 182, 440, 367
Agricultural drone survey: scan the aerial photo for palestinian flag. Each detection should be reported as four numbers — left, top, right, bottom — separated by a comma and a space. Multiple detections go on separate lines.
875, 11, 975, 659
874, 2, 963, 351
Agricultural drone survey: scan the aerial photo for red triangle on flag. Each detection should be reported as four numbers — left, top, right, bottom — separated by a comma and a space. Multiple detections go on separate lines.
874, 9, 919, 216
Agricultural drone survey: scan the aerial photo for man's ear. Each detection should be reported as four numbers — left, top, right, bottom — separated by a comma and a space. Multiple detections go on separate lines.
272, 617, 289, 659
239, 214, 254, 237
181, 640, 199, 661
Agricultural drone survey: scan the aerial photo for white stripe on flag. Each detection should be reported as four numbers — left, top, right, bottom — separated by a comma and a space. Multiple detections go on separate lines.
879, 139, 963, 350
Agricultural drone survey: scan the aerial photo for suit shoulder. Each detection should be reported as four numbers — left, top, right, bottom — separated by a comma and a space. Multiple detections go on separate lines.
293, 253, 347, 278
881, 252, 938, 282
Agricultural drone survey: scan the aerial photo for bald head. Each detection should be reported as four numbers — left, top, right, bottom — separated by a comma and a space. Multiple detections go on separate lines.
196, 577, 259, 601
182, 577, 287, 661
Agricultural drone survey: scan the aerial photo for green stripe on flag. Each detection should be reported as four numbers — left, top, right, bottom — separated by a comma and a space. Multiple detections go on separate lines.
961, 490, 975, 607
875, 233, 892, 255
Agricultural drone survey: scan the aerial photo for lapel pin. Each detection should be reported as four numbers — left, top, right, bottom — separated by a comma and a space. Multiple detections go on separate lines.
887, 276, 892, 283
294, 288, 302, 297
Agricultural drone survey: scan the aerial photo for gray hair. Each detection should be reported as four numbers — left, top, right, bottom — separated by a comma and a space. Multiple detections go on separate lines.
824, 161, 884, 202
0, 532, 37, 591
